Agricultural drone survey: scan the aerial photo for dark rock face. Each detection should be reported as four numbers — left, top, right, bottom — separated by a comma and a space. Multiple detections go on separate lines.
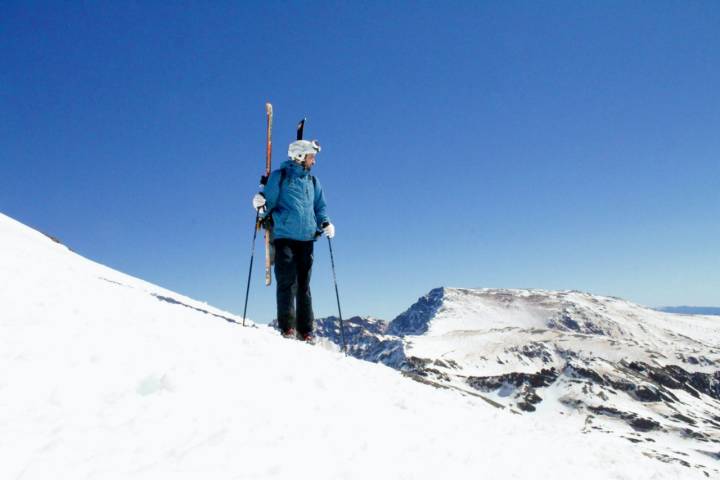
565, 360, 720, 405
386, 288, 445, 337
545, 306, 615, 337
508, 343, 554, 364
402, 357, 453, 382
587, 406, 662, 432
672, 413, 697, 426
517, 390, 544, 412
630, 417, 662, 432
565, 364, 604, 384
466, 369, 558, 412
627, 361, 720, 401
698, 450, 720, 461
632, 385, 664, 402
312, 316, 408, 369
466, 368, 559, 391
557, 313, 581, 331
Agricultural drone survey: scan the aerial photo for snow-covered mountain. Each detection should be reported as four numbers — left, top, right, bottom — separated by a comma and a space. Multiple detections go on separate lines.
316, 287, 720, 473
1, 211, 717, 479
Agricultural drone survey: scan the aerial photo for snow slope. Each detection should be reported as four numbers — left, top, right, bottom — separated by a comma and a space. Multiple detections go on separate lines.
0, 212, 711, 479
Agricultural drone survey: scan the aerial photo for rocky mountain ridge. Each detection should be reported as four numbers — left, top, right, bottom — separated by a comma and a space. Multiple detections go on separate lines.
315, 287, 720, 474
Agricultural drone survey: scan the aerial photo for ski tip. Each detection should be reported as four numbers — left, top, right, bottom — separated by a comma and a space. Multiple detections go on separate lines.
266, 103, 273, 114
296, 118, 306, 140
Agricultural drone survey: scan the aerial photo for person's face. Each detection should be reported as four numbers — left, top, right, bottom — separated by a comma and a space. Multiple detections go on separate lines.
304, 153, 316, 170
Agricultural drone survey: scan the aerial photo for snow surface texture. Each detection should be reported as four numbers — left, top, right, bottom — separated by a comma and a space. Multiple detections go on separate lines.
0, 212, 715, 479
316, 288, 720, 476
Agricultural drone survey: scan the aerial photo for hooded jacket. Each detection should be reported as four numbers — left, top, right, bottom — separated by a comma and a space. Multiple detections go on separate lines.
262, 160, 330, 241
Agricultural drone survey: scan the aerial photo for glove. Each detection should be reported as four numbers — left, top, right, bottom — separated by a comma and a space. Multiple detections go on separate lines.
252, 193, 266, 210
322, 222, 335, 239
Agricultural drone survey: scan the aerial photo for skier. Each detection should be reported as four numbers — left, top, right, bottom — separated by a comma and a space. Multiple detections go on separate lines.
252, 139, 335, 342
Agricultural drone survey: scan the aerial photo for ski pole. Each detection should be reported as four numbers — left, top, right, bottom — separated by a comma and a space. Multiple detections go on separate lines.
327, 237, 347, 353
242, 211, 261, 326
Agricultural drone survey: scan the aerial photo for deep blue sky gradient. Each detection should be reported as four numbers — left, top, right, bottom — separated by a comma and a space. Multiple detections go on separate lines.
2, 1, 719, 322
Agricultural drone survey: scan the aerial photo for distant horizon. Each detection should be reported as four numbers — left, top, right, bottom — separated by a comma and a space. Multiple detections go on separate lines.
654, 306, 720, 316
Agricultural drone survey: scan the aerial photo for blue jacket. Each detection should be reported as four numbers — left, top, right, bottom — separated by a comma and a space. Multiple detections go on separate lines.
262, 160, 330, 241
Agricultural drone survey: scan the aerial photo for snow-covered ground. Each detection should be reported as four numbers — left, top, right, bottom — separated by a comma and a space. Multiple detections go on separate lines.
0, 212, 713, 479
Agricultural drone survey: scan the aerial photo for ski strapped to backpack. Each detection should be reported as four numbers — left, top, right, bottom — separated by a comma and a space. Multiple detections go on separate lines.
241, 102, 273, 324
263, 103, 274, 286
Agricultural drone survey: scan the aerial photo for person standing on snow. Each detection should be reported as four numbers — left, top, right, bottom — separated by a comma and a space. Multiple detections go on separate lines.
252, 139, 335, 342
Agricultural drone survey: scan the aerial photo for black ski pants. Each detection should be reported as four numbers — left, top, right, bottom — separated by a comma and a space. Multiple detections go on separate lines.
274, 238, 315, 335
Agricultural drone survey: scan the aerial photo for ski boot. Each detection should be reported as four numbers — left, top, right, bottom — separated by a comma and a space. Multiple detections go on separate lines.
281, 328, 297, 339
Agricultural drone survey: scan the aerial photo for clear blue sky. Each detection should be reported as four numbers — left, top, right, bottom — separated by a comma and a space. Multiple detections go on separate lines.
2, 1, 719, 322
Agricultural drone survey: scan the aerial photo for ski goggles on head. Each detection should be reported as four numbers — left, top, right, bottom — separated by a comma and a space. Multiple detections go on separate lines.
310, 139, 321, 152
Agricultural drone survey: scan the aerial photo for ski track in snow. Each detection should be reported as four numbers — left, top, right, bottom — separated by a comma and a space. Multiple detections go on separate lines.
0, 212, 710, 479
